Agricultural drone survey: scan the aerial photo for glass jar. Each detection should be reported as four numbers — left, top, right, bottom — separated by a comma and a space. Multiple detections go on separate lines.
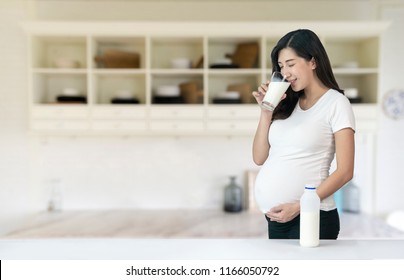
224, 176, 243, 212
47, 178, 62, 212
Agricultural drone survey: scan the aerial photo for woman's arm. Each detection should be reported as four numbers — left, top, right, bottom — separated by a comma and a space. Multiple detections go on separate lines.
252, 111, 272, 165
252, 82, 273, 165
316, 127, 355, 200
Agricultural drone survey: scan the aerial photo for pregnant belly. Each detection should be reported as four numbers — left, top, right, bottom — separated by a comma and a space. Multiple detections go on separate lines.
254, 160, 317, 213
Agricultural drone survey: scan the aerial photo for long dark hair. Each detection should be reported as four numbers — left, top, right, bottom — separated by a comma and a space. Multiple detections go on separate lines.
271, 29, 344, 120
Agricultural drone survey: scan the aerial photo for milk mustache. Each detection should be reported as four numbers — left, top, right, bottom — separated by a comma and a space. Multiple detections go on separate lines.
300, 184, 320, 247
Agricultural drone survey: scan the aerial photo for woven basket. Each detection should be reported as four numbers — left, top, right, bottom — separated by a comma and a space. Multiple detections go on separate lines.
180, 81, 202, 104
227, 83, 253, 104
95, 49, 140, 68
226, 42, 259, 68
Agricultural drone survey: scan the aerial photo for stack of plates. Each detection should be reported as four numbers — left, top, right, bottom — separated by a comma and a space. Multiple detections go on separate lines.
210, 58, 239, 69
154, 85, 183, 104
61, 88, 81, 96
212, 91, 242, 104
155, 85, 180, 97
345, 88, 361, 103
57, 88, 86, 103
111, 90, 139, 104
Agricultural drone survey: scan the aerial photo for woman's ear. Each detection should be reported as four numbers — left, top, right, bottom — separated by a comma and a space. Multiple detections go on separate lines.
311, 57, 316, 70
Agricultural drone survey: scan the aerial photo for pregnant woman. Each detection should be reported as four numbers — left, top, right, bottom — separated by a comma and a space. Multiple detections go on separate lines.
252, 29, 355, 239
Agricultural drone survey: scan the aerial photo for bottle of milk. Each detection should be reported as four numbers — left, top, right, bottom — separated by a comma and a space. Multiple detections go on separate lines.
300, 184, 320, 247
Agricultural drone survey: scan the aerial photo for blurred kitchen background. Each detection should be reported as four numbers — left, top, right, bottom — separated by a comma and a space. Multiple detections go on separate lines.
1, 0, 404, 239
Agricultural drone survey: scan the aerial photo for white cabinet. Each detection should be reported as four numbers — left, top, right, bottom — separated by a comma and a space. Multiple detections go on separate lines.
91, 120, 147, 131
30, 105, 90, 132
23, 21, 389, 135
31, 106, 89, 119
90, 106, 147, 132
324, 37, 380, 104
206, 105, 260, 134
149, 106, 204, 119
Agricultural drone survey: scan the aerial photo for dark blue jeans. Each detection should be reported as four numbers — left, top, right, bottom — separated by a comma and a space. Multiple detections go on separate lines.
265, 209, 340, 239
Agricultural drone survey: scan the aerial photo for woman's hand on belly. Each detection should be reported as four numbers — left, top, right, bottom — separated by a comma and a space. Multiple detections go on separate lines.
266, 202, 300, 223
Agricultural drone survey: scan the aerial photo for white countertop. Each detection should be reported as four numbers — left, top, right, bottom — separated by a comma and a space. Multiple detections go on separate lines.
1, 238, 404, 260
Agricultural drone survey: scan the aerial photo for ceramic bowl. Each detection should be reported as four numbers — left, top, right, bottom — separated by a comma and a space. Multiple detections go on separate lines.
156, 85, 180, 97
170, 58, 191, 69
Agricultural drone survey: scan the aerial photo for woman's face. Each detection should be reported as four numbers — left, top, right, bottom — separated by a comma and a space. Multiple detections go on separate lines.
277, 47, 316, 92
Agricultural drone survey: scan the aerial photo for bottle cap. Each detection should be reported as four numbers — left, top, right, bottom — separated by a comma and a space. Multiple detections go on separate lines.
304, 184, 316, 190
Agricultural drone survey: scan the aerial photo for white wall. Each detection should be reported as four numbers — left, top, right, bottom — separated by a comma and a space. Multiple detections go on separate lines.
377, 5, 404, 216
0, 1, 35, 234
35, 0, 378, 21
29, 136, 256, 210
1, 0, 403, 234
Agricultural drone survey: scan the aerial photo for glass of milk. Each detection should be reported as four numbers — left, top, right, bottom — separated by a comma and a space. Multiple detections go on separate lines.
261, 72, 290, 111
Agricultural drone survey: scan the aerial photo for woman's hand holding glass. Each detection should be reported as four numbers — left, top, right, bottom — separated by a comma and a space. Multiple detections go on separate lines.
252, 72, 290, 111
252, 80, 270, 104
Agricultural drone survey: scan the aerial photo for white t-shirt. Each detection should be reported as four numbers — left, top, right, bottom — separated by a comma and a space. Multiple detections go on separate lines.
254, 89, 355, 213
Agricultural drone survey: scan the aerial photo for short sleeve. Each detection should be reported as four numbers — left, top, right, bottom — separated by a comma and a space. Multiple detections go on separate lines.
330, 95, 356, 133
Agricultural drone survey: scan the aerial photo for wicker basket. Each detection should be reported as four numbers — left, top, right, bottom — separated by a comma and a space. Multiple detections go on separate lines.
227, 83, 253, 104
226, 42, 259, 68
180, 81, 202, 104
95, 49, 140, 68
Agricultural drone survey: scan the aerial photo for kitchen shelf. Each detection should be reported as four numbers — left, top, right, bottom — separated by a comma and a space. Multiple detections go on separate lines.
31, 36, 87, 69
92, 73, 146, 105
150, 37, 203, 69
92, 36, 146, 69
22, 21, 389, 135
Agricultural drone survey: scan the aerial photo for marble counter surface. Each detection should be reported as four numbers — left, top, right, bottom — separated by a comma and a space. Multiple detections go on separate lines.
3, 209, 404, 239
